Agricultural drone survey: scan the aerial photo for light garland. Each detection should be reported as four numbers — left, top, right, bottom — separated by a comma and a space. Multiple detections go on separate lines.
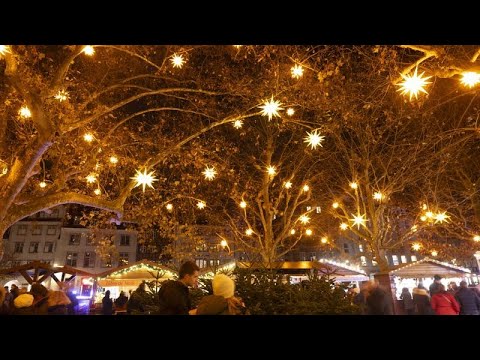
318, 258, 366, 275
106, 263, 176, 278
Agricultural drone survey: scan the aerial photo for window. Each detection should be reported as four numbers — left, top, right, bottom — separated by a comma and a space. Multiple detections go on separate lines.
46, 225, 57, 235
29, 242, 39, 253
316, 206, 321, 214
86, 236, 95, 245
400, 255, 407, 264
83, 252, 96, 268
306, 206, 312, 211
17, 225, 27, 235
44, 242, 54, 253
119, 252, 129, 265
196, 259, 207, 268
360, 256, 367, 266
69, 234, 81, 246
139, 245, 147, 253
343, 243, 350, 254
120, 235, 130, 246
195, 243, 208, 252
32, 225, 42, 235
101, 255, 112, 268
358, 244, 364, 253
14, 242, 24, 253
66, 252, 78, 266
411, 255, 417, 262
392, 255, 399, 266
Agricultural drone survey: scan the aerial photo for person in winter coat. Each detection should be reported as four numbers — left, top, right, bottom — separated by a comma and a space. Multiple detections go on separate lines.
365, 281, 393, 315
114, 291, 128, 314
195, 274, 248, 315
102, 290, 114, 315
431, 284, 460, 315
12, 283, 49, 315
412, 284, 433, 315
400, 287, 415, 315
157, 260, 200, 315
455, 281, 480, 315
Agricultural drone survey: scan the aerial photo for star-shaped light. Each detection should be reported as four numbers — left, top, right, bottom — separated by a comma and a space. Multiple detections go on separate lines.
305, 229, 313, 236
349, 182, 358, 190
233, 119, 243, 129
83, 46, 95, 56
373, 192, 384, 201
39, 181, 47, 188
245, 229, 253, 236
196, 201, 206, 209
166, 204, 173, 211
0, 45, 11, 56
434, 211, 449, 224
18, 106, 32, 119
291, 64, 304, 79
94, 188, 101, 196
286, 108, 295, 116
259, 96, 283, 121
332, 202, 339, 209
239, 201, 247, 208
412, 243, 421, 251
284, 181, 292, 189
83, 133, 94, 143
397, 67, 432, 100
290, 229, 296, 235
131, 168, 158, 192
299, 214, 310, 224
420, 215, 427, 221
54, 90, 69, 102
170, 53, 185, 68
86, 174, 97, 184
109, 156, 118, 164
302, 184, 310, 192
267, 165, 277, 177
304, 129, 325, 150
473, 235, 480, 242
340, 223, 348, 230
461, 72, 480, 88
431, 250, 438, 257
320, 237, 328, 244
350, 213, 368, 229
202, 166, 217, 180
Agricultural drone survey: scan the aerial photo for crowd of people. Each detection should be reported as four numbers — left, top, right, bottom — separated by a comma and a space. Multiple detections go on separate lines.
351, 274, 480, 315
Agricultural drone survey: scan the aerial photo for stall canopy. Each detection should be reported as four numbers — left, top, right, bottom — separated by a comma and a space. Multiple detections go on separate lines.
389, 257, 471, 278
96, 259, 177, 287
0, 261, 94, 286
236, 260, 369, 282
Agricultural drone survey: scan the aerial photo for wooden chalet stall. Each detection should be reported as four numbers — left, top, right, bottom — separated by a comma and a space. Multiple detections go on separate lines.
95, 259, 177, 302
387, 257, 471, 314
236, 260, 369, 285
0, 260, 94, 291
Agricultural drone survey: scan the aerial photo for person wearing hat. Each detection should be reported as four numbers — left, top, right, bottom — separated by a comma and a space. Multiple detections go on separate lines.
196, 274, 247, 315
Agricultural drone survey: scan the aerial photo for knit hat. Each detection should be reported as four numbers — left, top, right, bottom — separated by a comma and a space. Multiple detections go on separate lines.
212, 274, 235, 299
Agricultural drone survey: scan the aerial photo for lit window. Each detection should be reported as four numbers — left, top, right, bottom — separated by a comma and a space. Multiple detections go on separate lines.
411, 255, 417, 262
400, 255, 407, 264
66, 252, 78, 266
359, 244, 364, 253
29, 242, 39, 253
392, 255, 399, 266
316, 206, 321, 214
306, 206, 312, 211
44, 242, 54, 253
360, 256, 367, 266
119, 252, 129, 265
83, 252, 96, 268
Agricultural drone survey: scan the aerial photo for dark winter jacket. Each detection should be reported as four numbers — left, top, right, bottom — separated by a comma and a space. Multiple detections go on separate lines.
455, 287, 480, 315
157, 280, 191, 315
366, 287, 393, 315
412, 288, 433, 315
400, 290, 414, 310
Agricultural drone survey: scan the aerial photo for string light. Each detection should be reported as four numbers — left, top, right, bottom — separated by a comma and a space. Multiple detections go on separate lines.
411, 243, 421, 251
473, 235, 480, 242
83, 133, 94, 143
291, 64, 304, 79
131, 168, 158, 192
233, 45, 242, 49
290, 229, 296, 235
18, 106, 32, 119
431, 250, 438, 257
105, 263, 176, 278
373, 192, 384, 201
94, 188, 101, 196
304, 129, 325, 149
349, 182, 358, 190
434, 211, 449, 224
390, 257, 471, 274
86, 174, 97, 184
460, 72, 480, 88
54, 90, 69, 102
83, 46, 95, 56
305, 229, 313, 236
320, 237, 328, 244
202, 166, 217, 180
245, 229, 253, 236
397, 67, 432, 100
340, 223, 348, 230
170, 53, 185, 68
350, 213, 367, 229
302, 184, 310, 192
319, 259, 366, 274
259, 96, 283, 121
233, 120, 243, 129
39, 181, 47, 188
